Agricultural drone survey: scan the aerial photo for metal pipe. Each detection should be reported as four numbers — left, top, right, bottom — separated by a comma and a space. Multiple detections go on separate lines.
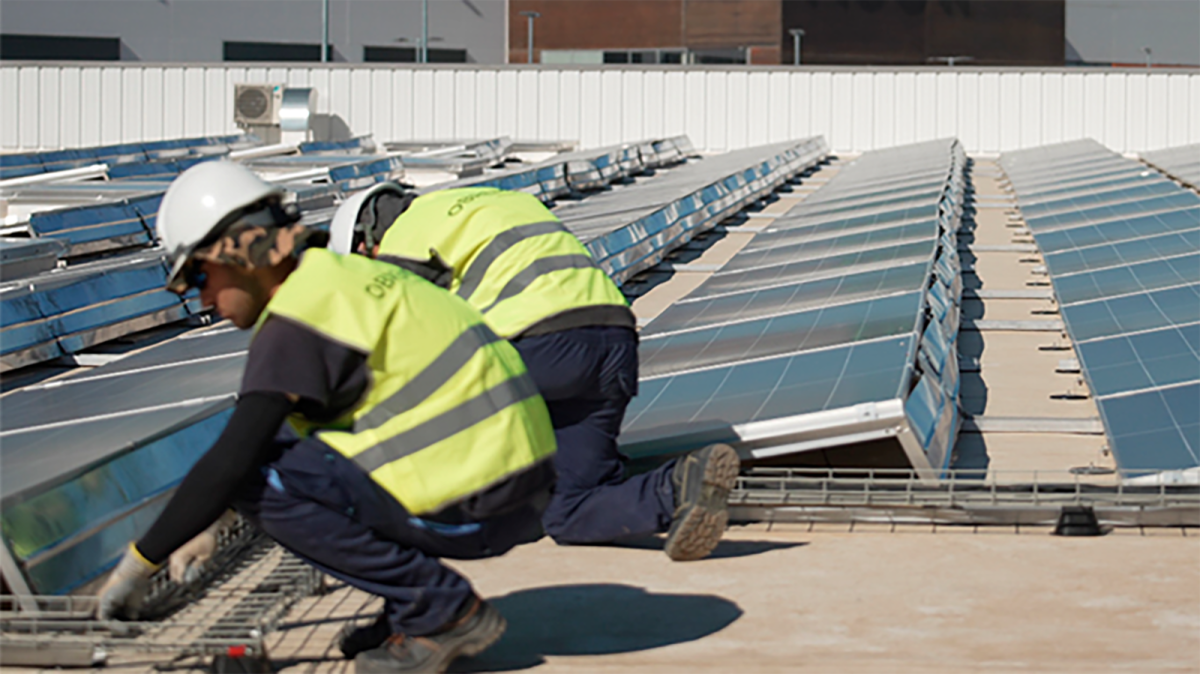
321, 0, 329, 63
421, 0, 429, 63
227, 142, 300, 161
789, 28, 805, 66
520, 11, 541, 64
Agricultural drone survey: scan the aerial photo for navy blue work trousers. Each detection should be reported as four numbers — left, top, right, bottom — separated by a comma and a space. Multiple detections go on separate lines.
232, 437, 545, 636
513, 326, 676, 544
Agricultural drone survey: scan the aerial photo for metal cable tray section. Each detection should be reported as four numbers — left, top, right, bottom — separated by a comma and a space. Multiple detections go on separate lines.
0, 520, 322, 669
729, 468, 1200, 527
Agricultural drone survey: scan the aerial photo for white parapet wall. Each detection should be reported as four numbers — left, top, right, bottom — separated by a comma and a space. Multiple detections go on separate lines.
2, 63, 1198, 155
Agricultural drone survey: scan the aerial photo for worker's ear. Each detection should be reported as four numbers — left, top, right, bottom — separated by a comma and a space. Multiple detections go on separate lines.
356, 241, 368, 256
371, 244, 381, 258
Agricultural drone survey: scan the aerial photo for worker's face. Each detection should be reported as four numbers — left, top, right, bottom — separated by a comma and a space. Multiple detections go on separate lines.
197, 260, 271, 329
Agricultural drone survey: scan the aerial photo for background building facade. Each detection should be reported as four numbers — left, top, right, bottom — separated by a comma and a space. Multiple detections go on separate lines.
0, 0, 508, 64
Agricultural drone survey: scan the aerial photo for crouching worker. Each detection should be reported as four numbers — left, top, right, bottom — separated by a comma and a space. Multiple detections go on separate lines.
330, 184, 739, 562
96, 162, 557, 674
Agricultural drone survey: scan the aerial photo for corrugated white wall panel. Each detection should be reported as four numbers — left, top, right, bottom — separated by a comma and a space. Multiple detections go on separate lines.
934, 72, 957, 142
350, 69, 374, 140
810, 72, 833, 149
853, 72, 874, 152
578, 71, 602, 149
662, 71, 686, 138
747, 71, 770, 146
59, 68, 81, 148
79, 68, 102, 146
18, 67, 40, 148
1, 67, 19, 149
40, 68, 61, 149
622, 70, 644, 144
726, 71, 749, 151
3, 65, 1197, 156
558, 70, 581, 143
643, 70, 665, 140
705, 72, 728, 152
1191, 75, 1200, 144
956, 73, 978, 151
1146, 74, 1171, 150
1166, 74, 1192, 148
1104, 74, 1127, 152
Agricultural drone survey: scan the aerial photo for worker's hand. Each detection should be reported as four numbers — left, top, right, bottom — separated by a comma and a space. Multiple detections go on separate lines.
168, 510, 238, 584
96, 543, 159, 621
168, 530, 217, 584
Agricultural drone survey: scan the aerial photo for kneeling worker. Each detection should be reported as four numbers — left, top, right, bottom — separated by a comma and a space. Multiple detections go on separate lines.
330, 184, 740, 562
96, 162, 557, 674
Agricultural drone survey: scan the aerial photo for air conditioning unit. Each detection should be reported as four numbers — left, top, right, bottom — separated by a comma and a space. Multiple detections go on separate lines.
234, 83, 284, 126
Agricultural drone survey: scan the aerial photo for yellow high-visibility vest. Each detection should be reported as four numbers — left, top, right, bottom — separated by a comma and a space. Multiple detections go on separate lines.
376, 188, 631, 338
256, 248, 556, 516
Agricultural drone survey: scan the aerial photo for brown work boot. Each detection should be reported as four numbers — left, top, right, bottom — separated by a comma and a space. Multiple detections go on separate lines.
354, 596, 506, 673
663, 443, 740, 561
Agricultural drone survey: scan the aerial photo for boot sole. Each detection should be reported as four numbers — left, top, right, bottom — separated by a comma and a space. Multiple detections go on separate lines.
664, 444, 740, 562
356, 608, 507, 674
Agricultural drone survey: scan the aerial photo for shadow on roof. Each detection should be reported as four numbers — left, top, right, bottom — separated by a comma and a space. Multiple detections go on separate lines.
451, 583, 742, 671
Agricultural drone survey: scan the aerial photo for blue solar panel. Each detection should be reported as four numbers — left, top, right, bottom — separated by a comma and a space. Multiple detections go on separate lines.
623, 138, 965, 473
1001, 139, 1200, 475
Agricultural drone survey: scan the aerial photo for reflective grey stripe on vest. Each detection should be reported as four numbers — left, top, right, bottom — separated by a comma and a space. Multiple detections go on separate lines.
354, 322, 502, 433
478, 254, 600, 314
351, 371, 541, 474
457, 220, 568, 302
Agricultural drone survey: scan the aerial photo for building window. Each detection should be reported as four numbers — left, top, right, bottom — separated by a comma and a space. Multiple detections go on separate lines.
603, 49, 686, 64
1, 34, 120, 60
364, 46, 467, 63
224, 41, 331, 62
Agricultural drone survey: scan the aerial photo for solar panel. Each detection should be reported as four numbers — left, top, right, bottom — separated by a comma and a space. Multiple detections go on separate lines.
622, 138, 965, 474
1000, 139, 1200, 475
0, 326, 246, 594
1141, 143, 1200, 190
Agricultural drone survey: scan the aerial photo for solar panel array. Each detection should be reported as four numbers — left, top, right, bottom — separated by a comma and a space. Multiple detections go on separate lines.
558, 138, 829, 285
1000, 139, 1200, 475
621, 139, 965, 474
0, 134, 253, 181
0, 135, 828, 595
1141, 144, 1200, 191
435, 136, 694, 203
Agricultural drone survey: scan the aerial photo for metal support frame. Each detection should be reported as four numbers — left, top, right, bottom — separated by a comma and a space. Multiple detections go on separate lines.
729, 468, 1200, 527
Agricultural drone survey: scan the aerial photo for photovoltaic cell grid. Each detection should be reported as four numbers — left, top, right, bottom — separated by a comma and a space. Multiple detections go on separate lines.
621, 139, 966, 475
1000, 139, 1200, 474
0, 136, 825, 596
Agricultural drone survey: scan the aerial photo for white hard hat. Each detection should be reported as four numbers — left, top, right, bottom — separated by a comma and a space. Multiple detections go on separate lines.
329, 181, 411, 255
157, 160, 286, 289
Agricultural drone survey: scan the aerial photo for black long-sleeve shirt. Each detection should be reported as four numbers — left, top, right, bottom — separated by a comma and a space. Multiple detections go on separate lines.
136, 317, 369, 564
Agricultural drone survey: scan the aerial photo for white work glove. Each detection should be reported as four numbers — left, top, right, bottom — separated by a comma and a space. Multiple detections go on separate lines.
168, 511, 238, 584
97, 543, 159, 620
